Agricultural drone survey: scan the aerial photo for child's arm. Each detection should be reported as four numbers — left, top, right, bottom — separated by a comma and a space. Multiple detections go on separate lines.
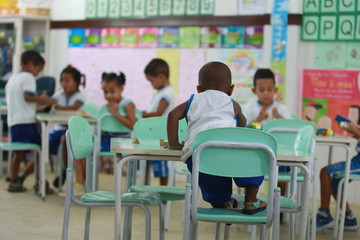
54, 100, 83, 111
108, 102, 137, 130
233, 102, 247, 127
167, 101, 188, 150
142, 99, 169, 118
24, 92, 55, 106
341, 122, 360, 139
253, 110, 268, 123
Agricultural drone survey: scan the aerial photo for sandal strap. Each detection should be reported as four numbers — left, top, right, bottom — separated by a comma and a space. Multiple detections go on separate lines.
244, 200, 260, 208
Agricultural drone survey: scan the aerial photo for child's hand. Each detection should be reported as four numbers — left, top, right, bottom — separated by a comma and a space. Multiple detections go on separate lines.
39, 95, 55, 106
255, 110, 268, 122
107, 102, 119, 115
341, 122, 360, 135
272, 107, 282, 119
168, 143, 184, 150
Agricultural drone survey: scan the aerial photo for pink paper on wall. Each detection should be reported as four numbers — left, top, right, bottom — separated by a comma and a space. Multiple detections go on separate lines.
101, 28, 121, 48
138, 27, 158, 48
119, 28, 139, 48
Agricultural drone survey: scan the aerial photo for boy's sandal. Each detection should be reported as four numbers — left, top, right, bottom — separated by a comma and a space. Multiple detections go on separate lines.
242, 200, 267, 215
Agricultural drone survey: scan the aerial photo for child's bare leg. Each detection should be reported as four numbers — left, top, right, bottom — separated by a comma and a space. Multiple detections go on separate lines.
62, 136, 68, 168
331, 191, 351, 212
244, 185, 266, 210
11, 152, 25, 181
159, 176, 168, 186
320, 167, 332, 209
278, 181, 287, 196
74, 158, 85, 186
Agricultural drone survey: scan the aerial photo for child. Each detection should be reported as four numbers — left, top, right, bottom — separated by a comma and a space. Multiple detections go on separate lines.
243, 68, 291, 126
5, 50, 55, 192
142, 58, 175, 186
50, 65, 86, 195
316, 122, 360, 231
168, 61, 266, 214
99, 72, 137, 173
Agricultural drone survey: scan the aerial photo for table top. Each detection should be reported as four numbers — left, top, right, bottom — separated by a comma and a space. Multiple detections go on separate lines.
111, 138, 314, 162
316, 136, 357, 144
36, 113, 97, 123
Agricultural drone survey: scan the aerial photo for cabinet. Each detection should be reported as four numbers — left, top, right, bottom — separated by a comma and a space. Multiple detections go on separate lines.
0, 15, 50, 77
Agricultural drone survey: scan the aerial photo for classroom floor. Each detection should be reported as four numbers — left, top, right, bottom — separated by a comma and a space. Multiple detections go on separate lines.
1, 164, 360, 240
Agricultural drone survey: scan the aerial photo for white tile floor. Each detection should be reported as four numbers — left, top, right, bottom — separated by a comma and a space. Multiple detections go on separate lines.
1, 167, 360, 240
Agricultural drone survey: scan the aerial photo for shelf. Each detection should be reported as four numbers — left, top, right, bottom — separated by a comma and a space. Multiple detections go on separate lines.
0, 14, 50, 21
50, 14, 302, 29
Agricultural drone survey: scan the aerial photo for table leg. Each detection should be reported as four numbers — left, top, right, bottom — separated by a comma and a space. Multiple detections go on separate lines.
40, 121, 47, 199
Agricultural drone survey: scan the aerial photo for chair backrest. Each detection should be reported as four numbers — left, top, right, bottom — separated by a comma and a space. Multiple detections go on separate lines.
81, 102, 99, 117
133, 116, 187, 141
36, 76, 56, 97
294, 125, 316, 154
191, 127, 278, 223
263, 119, 316, 148
67, 116, 93, 161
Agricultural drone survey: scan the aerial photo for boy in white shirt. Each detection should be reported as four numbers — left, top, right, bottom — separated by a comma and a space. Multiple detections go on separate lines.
6, 50, 55, 192
243, 68, 291, 126
167, 62, 267, 214
142, 58, 175, 186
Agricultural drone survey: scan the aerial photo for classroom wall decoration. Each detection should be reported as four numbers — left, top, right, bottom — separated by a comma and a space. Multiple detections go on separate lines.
301, 69, 360, 135
302, 0, 360, 41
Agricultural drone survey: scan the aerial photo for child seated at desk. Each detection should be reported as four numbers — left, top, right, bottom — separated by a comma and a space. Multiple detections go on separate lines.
50, 65, 86, 196
99, 71, 137, 173
317, 122, 360, 231
167, 61, 267, 214
6, 50, 55, 193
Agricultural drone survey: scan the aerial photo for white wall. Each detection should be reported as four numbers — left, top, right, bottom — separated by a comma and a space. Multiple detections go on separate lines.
48, 0, 360, 204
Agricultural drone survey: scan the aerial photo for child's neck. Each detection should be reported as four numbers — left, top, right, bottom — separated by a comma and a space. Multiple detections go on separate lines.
258, 100, 273, 108
65, 90, 76, 99
158, 82, 170, 90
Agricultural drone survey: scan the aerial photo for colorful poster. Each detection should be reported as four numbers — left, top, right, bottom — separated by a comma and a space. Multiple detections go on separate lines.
346, 42, 360, 69
100, 28, 121, 48
314, 42, 347, 69
301, 69, 360, 135
200, 27, 221, 48
138, 27, 158, 48
68, 29, 85, 47
119, 28, 139, 48
179, 27, 200, 48
244, 26, 264, 49
221, 27, 245, 48
238, 0, 267, 15
84, 29, 101, 48
158, 27, 179, 48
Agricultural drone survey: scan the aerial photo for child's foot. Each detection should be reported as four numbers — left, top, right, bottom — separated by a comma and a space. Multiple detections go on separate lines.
8, 178, 27, 192
53, 169, 66, 188
33, 180, 54, 195
74, 183, 86, 197
242, 200, 267, 215
344, 211, 359, 231
316, 208, 334, 231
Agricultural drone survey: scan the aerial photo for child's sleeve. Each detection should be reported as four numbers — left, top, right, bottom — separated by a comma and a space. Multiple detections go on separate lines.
74, 92, 85, 103
279, 104, 292, 119
21, 75, 36, 95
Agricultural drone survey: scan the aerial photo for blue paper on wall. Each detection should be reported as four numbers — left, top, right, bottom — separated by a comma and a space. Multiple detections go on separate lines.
68, 29, 85, 47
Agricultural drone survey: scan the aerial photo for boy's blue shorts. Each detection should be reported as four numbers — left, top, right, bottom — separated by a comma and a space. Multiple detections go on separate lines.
101, 132, 131, 152
327, 153, 360, 192
151, 160, 169, 178
186, 157, 264, 205
49, 129, 66, 154
10, 123, 41, 152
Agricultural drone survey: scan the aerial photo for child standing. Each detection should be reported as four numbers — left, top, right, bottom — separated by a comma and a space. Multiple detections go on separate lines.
143, 58, 175, 186
168, 61, 266, 214
50, 65, 86, 195
6, 50, 55, 192
243, 68, 291, 126
99, 72, 137, 173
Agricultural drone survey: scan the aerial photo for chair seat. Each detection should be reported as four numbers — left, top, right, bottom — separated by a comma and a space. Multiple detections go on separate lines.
81, 190, 161, 205
100, 151, 115, 157
0, 142, 40, 150
197, 207, 267, 223
333, 172, 360, 180
129, 185, 185, 201
264, 172, 305, 182
232, 194, 296, 209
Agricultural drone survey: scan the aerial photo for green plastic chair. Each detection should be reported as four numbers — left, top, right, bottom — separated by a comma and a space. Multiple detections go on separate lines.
183, 127, 280, 240
62, 116, 163, 240
130, 116, 187, 231
81, 102, 99, 117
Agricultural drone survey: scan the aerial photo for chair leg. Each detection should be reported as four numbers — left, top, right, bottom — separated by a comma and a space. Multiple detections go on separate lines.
61, 172, 73, 240
84, 207, 91, 240
260, 225, 266, 240
123, 207, 133, 240
159, 203, 165, 240
183, 183, 192, 240
0, 149, 3, 178
289, 214, 295, 240
223, 224, 230, 240
215, 223, 221, 240
334, 178, 345, 239
250, 225, 257, 240
165, 201, 172, 231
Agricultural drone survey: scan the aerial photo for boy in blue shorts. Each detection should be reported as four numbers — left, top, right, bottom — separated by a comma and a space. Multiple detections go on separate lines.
142, 58, 175, 186
6, 50, 55, 192
316, 121, 360, 231
167, 61, 266, 213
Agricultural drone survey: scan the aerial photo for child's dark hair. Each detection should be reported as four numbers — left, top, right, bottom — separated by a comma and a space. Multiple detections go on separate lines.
253, 68, 275, 87
21, 50, 45, 66
101, 72, 126, 85
61, 65, 86, 90
144, 58, 169, 78
350, 105, 360, 125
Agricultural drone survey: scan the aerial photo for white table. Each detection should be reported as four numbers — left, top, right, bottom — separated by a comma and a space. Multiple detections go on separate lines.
36, 113, 97, 198
315, 136, 357, 240
111, 138, 314, 240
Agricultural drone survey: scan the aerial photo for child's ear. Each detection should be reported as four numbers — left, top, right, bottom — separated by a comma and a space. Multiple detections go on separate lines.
227, 85, 234, 96
251, 88, 256, 94
197, 85, 203, 93
274, 87, 278, 93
